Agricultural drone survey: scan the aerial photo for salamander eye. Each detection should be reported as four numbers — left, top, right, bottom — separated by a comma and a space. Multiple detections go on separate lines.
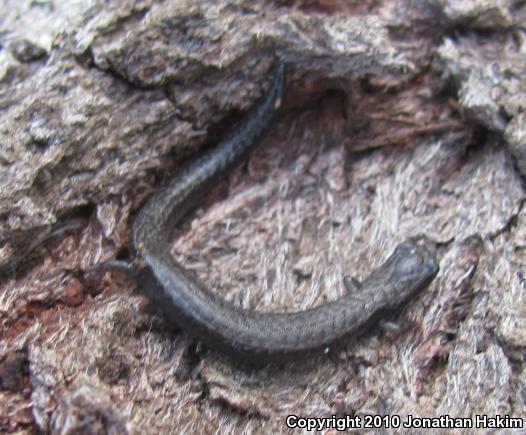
394, 239, 417, 256
395, 253, 422, 275
393, 244, 423, 275
393, 239, 439, 279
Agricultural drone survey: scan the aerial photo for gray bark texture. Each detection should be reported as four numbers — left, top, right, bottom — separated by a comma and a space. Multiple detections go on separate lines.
1, 0, 525, 433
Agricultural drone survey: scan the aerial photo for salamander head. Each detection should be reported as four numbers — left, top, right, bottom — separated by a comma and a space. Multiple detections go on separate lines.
390, 237, 439, 293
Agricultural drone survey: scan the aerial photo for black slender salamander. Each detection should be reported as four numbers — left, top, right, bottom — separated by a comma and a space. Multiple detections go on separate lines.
131, 63, 439, 357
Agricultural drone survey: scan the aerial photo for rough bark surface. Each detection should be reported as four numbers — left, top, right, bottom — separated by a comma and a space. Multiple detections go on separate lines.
1, 0, 525, 433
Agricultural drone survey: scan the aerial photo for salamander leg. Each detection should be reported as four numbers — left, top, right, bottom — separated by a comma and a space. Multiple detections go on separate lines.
84, 260, 141, 284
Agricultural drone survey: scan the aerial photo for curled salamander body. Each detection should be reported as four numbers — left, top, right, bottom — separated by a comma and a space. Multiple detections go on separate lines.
131, 63, 439, 357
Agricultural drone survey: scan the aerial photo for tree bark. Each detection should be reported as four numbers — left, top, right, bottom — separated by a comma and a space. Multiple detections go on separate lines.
1, 0, 525, 433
